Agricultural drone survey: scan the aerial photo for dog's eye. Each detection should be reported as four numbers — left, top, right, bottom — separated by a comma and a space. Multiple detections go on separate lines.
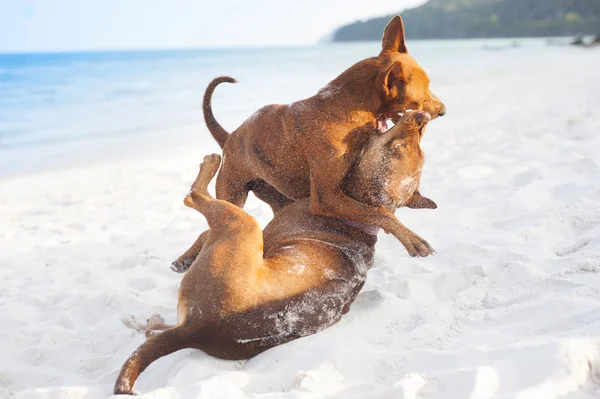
394, 141, 407, 149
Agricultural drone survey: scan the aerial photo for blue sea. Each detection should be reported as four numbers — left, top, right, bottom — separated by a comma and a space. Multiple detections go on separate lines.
0, 38, 572, 177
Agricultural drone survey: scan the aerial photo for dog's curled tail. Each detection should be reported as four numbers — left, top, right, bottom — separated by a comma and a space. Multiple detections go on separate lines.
113, 324, 194, 395
204, 76, 237, 148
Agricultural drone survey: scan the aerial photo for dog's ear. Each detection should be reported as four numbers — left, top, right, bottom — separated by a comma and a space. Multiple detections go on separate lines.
377, 62, 404, 99
381, 15, 408, 54
405, 191, 438, 209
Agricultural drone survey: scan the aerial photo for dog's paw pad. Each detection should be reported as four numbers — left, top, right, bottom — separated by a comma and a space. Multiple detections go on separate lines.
170, 258, 193, 273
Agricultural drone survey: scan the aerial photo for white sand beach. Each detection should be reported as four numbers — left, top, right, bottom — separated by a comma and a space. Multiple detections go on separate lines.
2, 43, 600, 398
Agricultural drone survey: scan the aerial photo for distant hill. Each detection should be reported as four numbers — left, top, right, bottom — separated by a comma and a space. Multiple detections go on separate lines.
332, 0, 600, 41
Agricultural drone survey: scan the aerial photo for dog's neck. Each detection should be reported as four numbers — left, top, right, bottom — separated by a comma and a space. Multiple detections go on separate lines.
315, 65, 383, 116
318, 84, 380, 113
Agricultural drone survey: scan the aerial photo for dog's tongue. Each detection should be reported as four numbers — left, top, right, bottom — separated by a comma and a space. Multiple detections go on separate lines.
377, 119, 388, 133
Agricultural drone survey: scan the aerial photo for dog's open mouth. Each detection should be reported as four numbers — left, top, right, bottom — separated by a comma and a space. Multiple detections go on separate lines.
377, 111, 405, 133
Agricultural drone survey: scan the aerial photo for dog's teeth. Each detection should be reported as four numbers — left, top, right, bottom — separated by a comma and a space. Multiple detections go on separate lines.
377, 119, 389, 132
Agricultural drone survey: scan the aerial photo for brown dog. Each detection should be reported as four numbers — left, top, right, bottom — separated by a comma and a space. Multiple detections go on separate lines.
114, 111, 433, 395
171, 16, 445, 271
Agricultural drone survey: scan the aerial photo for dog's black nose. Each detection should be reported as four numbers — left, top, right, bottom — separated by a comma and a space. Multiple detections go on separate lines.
438, 104, 447, 117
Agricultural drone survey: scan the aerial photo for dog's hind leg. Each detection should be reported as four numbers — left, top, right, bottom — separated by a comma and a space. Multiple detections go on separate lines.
214, 158, 252, 208
171, 154, 240, 273
184, 155, 262, 239
172, 157, 271, 273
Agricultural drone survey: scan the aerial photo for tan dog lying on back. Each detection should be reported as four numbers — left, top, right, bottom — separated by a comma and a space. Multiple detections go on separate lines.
114, 111, 434, 395
171, 16, 445, 273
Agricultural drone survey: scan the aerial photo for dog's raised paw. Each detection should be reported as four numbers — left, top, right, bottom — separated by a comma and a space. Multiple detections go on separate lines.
170, 258, 193, 273
199, 154, 222, 176
402, 234, 435, 257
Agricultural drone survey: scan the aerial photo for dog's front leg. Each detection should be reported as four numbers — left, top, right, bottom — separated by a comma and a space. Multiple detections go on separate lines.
171, 230, 210, 273
307, 157, 434, 257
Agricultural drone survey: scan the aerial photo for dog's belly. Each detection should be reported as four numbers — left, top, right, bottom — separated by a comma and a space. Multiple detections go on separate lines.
204, 273, 366, 359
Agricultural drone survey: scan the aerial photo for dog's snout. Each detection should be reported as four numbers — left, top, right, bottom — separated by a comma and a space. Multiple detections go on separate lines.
438, 104, 447, 117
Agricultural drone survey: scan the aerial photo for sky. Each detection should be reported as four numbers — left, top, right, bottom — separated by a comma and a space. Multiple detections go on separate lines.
0, 0, 427, 53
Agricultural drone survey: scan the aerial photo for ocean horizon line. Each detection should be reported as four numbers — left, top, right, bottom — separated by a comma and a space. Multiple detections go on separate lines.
0, 35, 581, 57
